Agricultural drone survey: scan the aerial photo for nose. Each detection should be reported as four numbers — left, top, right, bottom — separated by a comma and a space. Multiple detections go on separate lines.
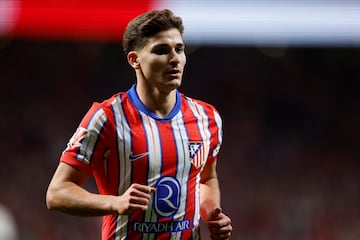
169, 49, 180, 65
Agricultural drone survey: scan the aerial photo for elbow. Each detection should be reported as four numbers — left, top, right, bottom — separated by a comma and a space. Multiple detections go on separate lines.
45, 189, 54, 210
46, 187, 58, 210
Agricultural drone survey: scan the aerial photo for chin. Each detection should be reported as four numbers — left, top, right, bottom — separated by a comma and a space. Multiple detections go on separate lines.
163, 80, 181, 93
170, 79, 182, 88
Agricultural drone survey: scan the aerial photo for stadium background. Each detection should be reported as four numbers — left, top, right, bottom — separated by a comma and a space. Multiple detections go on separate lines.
1, 1, 360, 239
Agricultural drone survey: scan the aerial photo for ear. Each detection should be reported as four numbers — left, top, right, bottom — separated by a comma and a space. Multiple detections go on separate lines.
127, 51, 140, 69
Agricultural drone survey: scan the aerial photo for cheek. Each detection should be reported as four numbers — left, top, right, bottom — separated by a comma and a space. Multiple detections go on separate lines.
146, 59, 166, 75
140, 61, 164, 81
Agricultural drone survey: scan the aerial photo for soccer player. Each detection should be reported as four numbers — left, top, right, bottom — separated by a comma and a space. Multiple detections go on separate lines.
46, 9, 232, 240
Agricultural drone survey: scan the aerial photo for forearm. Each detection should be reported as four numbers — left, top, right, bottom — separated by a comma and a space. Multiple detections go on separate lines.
200, 166, 233, 239
200, 176, 221, 222
46, 181, 117, 217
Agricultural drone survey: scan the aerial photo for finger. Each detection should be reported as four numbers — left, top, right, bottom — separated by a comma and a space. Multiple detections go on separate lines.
210, 225, 232, 238
208, 214, 231, 226
208, 218, 232, 238
133, 184, 156, 194
128, 202, 150, 212
214, 207, 222, 216
130, 195, 150, 205
209, 225, 232, 235
216, 226, 233, 235
130, 186, 155, 199
209, 207, 222, 220
210, 232, 231, 240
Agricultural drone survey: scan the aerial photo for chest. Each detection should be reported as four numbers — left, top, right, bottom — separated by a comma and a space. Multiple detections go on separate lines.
127, 113, 211, 174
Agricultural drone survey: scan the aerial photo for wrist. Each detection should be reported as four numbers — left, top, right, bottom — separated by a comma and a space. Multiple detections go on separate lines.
106, 195, 121, 215
200, 201, 221, 222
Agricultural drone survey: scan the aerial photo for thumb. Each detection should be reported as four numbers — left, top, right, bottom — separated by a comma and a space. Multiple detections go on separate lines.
209, 207, 222, 220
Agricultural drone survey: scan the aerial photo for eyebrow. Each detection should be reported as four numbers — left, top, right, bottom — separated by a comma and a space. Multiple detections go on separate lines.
152, 42, 185, 48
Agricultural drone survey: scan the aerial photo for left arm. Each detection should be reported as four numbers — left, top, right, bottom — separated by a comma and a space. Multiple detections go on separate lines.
200, 161, 232, 240
200, 161, 221, 221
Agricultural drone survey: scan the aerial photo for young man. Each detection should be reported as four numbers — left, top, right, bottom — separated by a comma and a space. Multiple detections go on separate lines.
46, 9, 232, 240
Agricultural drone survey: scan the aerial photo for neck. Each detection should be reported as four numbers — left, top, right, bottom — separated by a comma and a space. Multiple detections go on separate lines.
136, 83, 177, 119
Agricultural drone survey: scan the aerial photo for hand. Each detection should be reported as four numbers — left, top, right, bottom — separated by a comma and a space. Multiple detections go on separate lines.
207, 208, 232, 240
115, 183, 155, 215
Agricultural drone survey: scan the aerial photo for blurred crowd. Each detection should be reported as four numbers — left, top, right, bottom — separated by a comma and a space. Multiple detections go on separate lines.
0, 40, 359, 239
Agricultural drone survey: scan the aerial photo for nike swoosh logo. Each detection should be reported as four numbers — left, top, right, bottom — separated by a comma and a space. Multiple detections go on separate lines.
129, 152, 149, 161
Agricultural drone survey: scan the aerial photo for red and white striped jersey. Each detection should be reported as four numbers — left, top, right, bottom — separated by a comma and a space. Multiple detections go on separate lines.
60, 85, 223, 240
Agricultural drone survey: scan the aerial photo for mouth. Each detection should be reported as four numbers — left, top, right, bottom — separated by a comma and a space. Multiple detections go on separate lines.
165, 69, 181, 78
166, 69, 180, 75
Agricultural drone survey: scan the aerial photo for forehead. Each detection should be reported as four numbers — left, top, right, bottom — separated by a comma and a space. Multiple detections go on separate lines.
145, 28, 184, 48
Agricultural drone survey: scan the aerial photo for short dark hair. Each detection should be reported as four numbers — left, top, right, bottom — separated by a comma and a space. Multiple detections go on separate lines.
122, 9, 184, 55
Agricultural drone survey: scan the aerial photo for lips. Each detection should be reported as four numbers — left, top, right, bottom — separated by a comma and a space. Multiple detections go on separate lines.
165, 69, 181, 79
167, 69, 180, 74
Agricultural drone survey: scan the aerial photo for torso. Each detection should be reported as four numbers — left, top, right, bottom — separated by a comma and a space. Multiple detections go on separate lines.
61, 85, 222, 240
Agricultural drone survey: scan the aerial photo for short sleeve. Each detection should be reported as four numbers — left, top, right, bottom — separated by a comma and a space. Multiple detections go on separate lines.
60, 103, 108, 175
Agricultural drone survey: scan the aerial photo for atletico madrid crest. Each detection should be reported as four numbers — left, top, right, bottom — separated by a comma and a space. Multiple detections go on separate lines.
188, 142, 205, 169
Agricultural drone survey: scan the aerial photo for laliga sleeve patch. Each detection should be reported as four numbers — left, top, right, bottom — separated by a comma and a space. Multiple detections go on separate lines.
67, 127, 88, 149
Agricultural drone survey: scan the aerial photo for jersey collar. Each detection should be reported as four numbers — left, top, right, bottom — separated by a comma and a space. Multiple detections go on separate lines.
127, 84, 182, 122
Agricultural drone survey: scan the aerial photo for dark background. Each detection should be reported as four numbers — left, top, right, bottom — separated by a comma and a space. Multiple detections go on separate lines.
0, 40, 359, 239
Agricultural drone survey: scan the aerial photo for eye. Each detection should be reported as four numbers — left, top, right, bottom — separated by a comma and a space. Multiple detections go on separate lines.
175, 46, 184, 54
152, 47, 170, 55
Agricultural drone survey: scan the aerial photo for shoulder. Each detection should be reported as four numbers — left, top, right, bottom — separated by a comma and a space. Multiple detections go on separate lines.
82, 92, 126, 126
89, 92, 127, 113
96, 92, 124, 108
181, 94, 221, 117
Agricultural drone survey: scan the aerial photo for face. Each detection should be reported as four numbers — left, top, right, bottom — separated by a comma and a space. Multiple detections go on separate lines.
130, 28, 186, 94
